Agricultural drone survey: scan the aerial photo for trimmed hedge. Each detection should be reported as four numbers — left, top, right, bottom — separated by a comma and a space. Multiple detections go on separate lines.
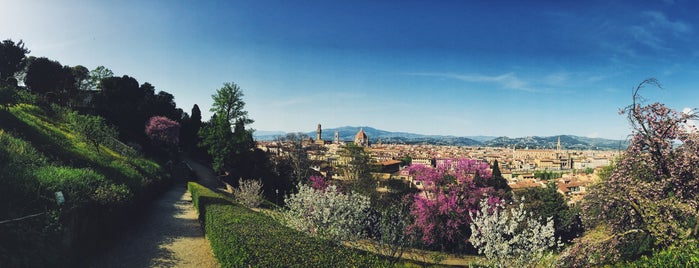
187, 182, 391, 267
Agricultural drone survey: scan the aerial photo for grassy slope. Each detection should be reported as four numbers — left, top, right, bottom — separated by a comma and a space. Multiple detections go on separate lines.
0, 104, 168, 266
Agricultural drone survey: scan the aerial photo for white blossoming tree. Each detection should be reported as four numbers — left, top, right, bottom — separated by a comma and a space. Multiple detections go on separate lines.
470, 198, 561, 268
232, 178, 264, 208
283, 184, 371, 243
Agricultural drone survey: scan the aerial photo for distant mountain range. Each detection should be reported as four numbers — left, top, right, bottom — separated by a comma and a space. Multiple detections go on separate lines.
254, 126, 629, 150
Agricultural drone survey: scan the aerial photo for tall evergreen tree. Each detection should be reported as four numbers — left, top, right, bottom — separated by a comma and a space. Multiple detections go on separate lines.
489, 160, 511, 192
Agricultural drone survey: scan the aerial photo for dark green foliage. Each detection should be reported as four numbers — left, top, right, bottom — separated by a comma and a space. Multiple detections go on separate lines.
87, 66, 113, 90
533, 170, 562, 180
188, 182, 391, 267
210, 82, 252, 126
198, 113, 233, 173
179, 104, 202, 154
73, 114, 118, 153
0, 84, 17, 107
24, 57, 75, 101
341, 143, 378, 201
93, 75, 183, 143
70, 65, 89, 90
616, 242, 699, 267
475, 160, 511, 200
489, 160, 510, 191
518, 182, 583, 243
0, 39, 30, 84
199, 82, 255, 175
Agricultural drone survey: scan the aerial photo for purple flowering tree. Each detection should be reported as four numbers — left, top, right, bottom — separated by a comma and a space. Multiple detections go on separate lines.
308, 175, 331, 191
145, 116, 180, 146
564, 79, 699, 266
407, 158, 499, 250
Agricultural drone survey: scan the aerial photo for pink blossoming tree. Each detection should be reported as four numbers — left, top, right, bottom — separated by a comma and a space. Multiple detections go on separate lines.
145, 116, 180, 146
406, 158, 500, 251
308, 175, 331, 191
563, 79, 699, 266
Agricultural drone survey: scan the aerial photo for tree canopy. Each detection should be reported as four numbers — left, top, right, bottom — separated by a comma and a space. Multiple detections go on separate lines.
0, 39, 30, 85
210, 82, 253, 126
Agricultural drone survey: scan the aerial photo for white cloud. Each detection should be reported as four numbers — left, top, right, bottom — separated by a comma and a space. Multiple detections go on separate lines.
643, 11, 692, 35
407, 72, 539, 92
629, 11, 692, 50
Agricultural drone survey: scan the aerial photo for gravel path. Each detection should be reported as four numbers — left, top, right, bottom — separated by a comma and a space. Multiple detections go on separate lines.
87, 159, 221, 268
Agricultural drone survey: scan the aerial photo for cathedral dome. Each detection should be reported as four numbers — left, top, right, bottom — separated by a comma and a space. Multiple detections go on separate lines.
355, 128, 367, 140
354, 128, 368, 146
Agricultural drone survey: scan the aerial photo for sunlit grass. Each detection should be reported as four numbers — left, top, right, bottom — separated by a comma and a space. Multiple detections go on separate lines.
1, 104, 165, 200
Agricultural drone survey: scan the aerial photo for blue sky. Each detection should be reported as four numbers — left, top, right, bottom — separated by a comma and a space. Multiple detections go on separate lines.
2, 0, 699, 139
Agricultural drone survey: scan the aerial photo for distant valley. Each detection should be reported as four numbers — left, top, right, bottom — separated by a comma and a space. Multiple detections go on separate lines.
254, 126, 629, 150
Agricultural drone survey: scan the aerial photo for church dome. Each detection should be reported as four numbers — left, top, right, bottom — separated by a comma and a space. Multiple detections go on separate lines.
355, 128, 367, 140
355, 128, 368, 146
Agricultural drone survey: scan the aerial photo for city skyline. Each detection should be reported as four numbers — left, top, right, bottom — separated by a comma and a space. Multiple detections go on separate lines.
3, 0, 699, 139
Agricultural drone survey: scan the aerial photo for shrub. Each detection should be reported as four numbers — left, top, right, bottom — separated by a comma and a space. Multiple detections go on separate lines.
71, 113, 118, 153
187, 182, 388, 267
92, 183, 133, 205
283, 184, 371, 243
470, 198, 561, 268
232, 178, 264, 208
615, 242, 699, 267
34, 166, 106, 208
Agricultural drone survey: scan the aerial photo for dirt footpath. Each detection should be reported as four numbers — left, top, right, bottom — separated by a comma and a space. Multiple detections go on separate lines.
87, 166, 219, 267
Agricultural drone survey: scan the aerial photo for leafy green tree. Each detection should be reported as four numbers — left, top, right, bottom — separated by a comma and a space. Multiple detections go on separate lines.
230, 118, 255, 171
24, 57, 74, 98
210, 82, 253, 126
341, 143, 377, 201
0, 39, 30, 85
400, 155, 412, 166
94, 75, 144, 136
95, 76, 183, 141
0, 84, 17, 108
198, 113, 233, 173
87, 65, 114, 90
518, 182, 582, 243
71, 65, 90, 91
71, 114, 118, 153
200, 82, 254, 174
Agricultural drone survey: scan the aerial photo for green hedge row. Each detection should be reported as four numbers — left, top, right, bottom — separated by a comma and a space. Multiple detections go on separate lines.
187, 182, 391, 267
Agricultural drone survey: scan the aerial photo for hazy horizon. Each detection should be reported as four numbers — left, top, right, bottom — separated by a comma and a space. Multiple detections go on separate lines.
3, 0, 699, 140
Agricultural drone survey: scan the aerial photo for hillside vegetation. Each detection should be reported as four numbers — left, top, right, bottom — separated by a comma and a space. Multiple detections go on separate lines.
0, 104, 169, 267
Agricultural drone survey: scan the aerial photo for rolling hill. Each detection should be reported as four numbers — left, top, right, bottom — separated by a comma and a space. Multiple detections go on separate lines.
254, 126, 628, 150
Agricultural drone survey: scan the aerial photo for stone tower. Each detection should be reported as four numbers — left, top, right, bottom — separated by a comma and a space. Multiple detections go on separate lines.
314, 124, 325, 145
334, 130, 339, 144
557, 136, 561, 152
